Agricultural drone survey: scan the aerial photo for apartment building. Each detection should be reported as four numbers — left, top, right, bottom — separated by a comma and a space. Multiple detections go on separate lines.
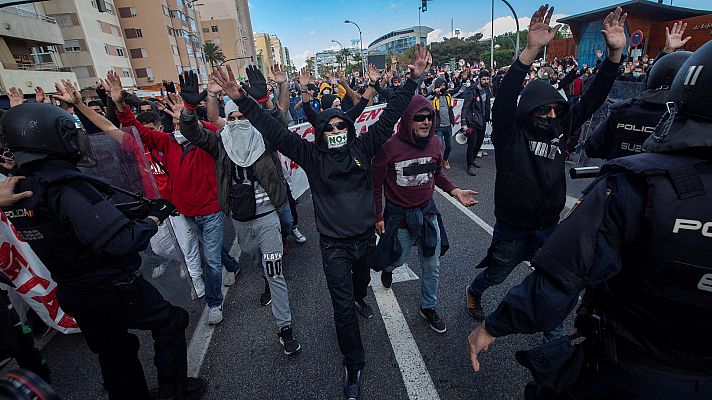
43, 0, 135, 89
111, 0, 208, 88
253, 32, 275, 77
197, 0, 255, 77
269, 34, 286, 66
0, 3, 78, 98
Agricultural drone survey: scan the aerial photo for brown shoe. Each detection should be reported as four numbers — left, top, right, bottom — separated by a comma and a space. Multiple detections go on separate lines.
443, 160, 450, 170
466, 286, 485, 320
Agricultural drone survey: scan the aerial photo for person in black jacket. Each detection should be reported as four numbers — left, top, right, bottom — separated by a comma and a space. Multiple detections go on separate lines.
211, 44, 431, 400
465, 4, 625, 341
462, 70, 492, 175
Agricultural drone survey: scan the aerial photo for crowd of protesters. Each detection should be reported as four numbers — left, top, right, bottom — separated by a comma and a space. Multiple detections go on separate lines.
0, 3, 710, 400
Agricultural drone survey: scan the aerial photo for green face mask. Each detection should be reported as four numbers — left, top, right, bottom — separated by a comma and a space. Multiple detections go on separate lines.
327, 131, 348, 149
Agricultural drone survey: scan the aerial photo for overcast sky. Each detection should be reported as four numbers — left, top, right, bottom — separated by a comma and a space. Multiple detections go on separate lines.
248, 0, 711, 67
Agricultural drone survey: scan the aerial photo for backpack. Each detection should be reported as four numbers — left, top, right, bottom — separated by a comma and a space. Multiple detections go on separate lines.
228, 164, 257, 222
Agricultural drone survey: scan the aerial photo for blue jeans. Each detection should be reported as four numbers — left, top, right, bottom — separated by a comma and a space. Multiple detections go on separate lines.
278, 204, 293, 240
435, 125, 453, 161
186, 212, 224, 308
469, 220, 564, 341
385, 217, 441, 310
221, 246, 240, 273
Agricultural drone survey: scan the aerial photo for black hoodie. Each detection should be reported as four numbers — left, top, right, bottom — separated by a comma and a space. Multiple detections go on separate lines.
492, 57, 619, 229
235, 79, 418, 239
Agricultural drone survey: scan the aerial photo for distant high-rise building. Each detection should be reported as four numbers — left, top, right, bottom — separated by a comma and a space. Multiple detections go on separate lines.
197, 0, 256, 79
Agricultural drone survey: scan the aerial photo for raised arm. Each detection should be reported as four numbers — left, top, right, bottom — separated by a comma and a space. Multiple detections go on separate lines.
271, 64, 291, 115
212, 65, 318, 170
206, 75, 225, 129
52, 80, 116, 132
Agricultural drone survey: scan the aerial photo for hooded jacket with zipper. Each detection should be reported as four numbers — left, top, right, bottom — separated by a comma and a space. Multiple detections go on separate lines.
462, 84, 491, 130
431, 93, 455, 128
492, 57, 619, 229
178, 110, 287, 216
234, 79, 418, 239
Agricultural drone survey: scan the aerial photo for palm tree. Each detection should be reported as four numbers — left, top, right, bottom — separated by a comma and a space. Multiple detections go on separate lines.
339, 48, 351, 68
203, 42, 225, 67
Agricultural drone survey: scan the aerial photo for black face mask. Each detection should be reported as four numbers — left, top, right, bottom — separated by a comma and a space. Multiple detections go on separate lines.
413, 134, 431, 148
529, 116, 564, 137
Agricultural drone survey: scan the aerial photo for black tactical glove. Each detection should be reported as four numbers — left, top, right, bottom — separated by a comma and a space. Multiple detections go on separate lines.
148, 199, 177, 223
163, 80, 177, 94
179, 71, 207, 109
242, 65, 268, 101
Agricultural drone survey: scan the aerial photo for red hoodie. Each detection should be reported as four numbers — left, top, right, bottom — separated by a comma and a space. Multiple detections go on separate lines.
117, 105, 221, 217
372, 95, 457, 221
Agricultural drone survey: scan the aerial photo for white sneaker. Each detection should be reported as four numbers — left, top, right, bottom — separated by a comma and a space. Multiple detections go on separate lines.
223, 269, 235, 287
476, 150, 483, 158
292, 227, 307, 244
207, 306, 223, 325
192, 277, 205, 298
151, 264, 166, 279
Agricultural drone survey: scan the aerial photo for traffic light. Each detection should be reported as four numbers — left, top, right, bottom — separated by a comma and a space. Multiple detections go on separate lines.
421, 0, 427, 12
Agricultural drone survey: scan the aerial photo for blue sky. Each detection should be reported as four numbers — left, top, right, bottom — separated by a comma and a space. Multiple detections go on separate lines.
248, 0, 711, 67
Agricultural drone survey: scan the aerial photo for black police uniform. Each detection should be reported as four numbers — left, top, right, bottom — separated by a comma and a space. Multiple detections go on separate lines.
584, 97, 663, 159
483, 151, 712, 399
4, 159, 189, 400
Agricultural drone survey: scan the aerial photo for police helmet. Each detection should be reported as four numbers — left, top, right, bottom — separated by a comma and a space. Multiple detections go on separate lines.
645, 51, 693, 91
644, 41, 712, 153
0, 103, 87, 163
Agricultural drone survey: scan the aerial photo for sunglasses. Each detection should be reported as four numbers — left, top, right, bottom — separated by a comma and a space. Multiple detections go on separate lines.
413, 112, 435, 122
533, 105, 565, 116
227, 115, 247, 121
323, 121, 349, 132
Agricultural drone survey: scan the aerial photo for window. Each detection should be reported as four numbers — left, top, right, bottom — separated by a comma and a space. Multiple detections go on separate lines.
124, 28, 142, 38
211, 25, 218, 32
104, 44, 110, 55
54, 14, 77, 27
111, 25, 121, 36
118, 7, 137, 18
64, 40, 81, 52
172, 45, 179, 55
167, 27, 174, 36
162, 5, 170, 16
177, 66, 182, 74
116, 47, 125, 57
135, 67, 153, 79
202, 28, 209, 33
123, 69, 131, 78
72, 66, 94, 79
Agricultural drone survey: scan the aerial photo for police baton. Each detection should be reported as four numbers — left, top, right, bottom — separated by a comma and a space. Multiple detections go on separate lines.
108, 184, 180, 217
569, 166, 601, 179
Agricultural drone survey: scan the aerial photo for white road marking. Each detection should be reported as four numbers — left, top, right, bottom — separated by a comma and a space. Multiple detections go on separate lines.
435, 187, 493, 235
392, 263, 420, 283
187, 284, 230, 377
370, 270, 441, 400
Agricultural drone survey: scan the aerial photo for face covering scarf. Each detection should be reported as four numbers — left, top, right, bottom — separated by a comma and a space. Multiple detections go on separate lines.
221, 120, 266, 167
173, 131, 188, 145
326, 131, 348, 150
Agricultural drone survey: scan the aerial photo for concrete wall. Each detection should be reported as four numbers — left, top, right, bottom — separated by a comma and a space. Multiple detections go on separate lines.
0, 7, 64, 45
0, 68, 78, 95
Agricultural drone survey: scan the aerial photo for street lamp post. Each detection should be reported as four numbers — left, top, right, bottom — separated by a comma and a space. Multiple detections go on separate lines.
344, 19, 364, 77
418, 7, 422, 44
332, 40, 343, 69
490, 0, 521, 69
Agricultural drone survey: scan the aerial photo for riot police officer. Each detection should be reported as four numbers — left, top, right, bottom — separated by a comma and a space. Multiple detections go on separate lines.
585, 22, 692, 160
0, 103, 205, 400
468, 40, 712, 399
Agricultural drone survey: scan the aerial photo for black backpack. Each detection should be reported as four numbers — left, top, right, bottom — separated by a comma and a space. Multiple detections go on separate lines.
228, 164, 257, 222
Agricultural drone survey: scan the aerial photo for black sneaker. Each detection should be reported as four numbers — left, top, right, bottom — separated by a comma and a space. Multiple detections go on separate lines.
260, 279, 272, 306
381, 271, 393, 289
343, 366, 361, 400
278, 326, 301, 355
355, 299, 373, 319
466, 286, 485, 320
420, 308, 447, 334
467, 166, 477, 176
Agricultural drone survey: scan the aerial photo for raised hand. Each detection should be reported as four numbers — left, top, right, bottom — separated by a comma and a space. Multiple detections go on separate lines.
103, 70, 124, 104
34, 86, 48, 104
212, 65, 246, 101
408, 43, 432, 80
51, 80, 81, 105
179, 70, 207, 109
163, 93, 184, 119
271, 64, 287, 84
366, 64, 382, 84
242, 65, 268, 100
526, 5, 562, 51
664, 21, 691, 53
7, 87, 24, 108
298, 67, 310, 88
601, 6, 627, 53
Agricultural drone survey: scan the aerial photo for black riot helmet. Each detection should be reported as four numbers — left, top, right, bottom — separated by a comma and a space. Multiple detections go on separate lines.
0, 103, 95, 166
645, 51, 693, 91
645, 41, 712, 153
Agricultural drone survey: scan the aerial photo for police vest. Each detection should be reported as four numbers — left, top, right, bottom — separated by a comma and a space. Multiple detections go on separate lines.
3, 162, 138, 289
605, 99, 666, 159
593, 152, 712, 374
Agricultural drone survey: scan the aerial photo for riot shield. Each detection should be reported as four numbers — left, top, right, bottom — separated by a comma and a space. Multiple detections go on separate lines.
78, 127, 199, 311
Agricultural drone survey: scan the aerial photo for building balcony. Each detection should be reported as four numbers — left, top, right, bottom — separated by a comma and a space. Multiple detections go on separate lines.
0, 6, 64, 45
0, 67, 77, 96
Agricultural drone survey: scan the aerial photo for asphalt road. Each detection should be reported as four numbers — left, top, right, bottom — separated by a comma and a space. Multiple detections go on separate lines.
3, 140, 601, 400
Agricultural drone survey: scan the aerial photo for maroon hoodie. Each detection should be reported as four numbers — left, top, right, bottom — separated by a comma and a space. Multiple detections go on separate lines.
372, 95, 457, 221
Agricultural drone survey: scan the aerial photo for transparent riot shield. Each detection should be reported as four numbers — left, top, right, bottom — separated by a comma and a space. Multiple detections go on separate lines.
78, 127, 199, 311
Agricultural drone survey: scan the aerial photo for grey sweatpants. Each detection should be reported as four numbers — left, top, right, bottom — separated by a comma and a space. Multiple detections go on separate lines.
232, 211, 292, 328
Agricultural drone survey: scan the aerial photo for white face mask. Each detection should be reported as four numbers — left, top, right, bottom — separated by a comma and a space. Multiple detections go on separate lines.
464, 81, 471, 87
326, 131, 348, 149
323, 89, 331, 95
173, 131, 188, 144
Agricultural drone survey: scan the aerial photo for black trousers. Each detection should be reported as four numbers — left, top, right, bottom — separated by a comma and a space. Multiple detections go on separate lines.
0, 290, 50, 382
466, 127, 486, 167
57, 275, 189, 400
287, 185, 299, 227
319, 236, 374, 370
526, 361, 712, 400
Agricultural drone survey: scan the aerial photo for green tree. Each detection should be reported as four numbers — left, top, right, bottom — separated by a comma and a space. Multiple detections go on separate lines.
305, 56, 315, 73
428, 33, 486, 67
203, 42, 225, 67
